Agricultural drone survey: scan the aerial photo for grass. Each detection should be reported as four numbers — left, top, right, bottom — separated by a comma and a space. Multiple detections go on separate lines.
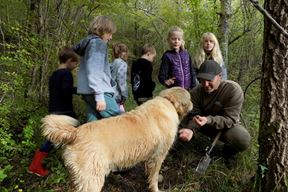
1, 82, 260, 192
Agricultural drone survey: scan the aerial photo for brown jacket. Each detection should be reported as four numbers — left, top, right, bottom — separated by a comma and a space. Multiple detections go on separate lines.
183, 80, 244, 132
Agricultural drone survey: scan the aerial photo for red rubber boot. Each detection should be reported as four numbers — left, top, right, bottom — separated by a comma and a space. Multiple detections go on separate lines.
28, 149, 49, 177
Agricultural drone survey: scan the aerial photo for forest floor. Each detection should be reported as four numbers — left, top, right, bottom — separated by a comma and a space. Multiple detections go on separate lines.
7, 133, 256, 192
102, 138, 229, 192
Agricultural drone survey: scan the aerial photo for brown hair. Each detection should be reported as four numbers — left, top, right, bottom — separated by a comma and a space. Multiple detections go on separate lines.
112, 43, 128, 59
141, 43, 156, 55
88, 16, 116, 36
58, 47, 79, 63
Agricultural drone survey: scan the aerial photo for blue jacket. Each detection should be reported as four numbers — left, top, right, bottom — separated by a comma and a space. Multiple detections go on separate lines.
158, 49, 197, 90
110, 58, 128, 103
74, 35, 115, 102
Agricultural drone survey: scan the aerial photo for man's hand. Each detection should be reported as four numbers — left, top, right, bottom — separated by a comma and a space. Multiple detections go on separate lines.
178, 128, 194, 142
96, 101, 106, 111
193, 115, 207, 127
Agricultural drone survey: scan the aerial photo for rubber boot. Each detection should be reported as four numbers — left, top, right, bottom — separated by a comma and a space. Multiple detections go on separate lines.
28, 149, 49, 177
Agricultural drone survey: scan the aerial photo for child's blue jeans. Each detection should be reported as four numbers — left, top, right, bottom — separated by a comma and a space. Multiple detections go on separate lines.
82, 93, 120, 122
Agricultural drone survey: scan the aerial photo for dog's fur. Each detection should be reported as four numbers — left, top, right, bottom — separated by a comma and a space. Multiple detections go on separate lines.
42, 87, 192, 192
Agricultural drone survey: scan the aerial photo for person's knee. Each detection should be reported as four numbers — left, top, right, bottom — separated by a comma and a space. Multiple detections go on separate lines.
224, 125, 251, 152
237, 133, 251, 151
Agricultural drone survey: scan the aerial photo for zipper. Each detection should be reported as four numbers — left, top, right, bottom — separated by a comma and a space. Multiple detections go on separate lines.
178, 52, 185, 88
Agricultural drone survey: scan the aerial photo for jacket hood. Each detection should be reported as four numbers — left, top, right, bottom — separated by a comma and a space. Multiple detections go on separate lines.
73, 35, 99, 56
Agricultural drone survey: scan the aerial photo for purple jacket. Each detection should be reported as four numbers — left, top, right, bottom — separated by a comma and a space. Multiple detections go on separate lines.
158, 49, 197, 89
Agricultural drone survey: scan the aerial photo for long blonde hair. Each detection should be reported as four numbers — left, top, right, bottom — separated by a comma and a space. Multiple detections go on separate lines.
195, 32, 223, 69
167, 26, 185, 50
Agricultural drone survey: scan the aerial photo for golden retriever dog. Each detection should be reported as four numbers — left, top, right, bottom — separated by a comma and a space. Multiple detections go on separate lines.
42, 87, 192, 192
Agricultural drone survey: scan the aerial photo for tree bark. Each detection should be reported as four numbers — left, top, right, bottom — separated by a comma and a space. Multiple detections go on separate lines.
257, 0, 288, 191
219, 0, 232, 66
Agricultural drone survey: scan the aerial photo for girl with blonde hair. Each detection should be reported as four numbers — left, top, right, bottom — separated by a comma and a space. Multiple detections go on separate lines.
195, 32, 227, 80
158, 26, 197, 89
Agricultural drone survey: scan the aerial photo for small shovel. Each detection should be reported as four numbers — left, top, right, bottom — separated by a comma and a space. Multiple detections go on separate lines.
195, 131, 222, 174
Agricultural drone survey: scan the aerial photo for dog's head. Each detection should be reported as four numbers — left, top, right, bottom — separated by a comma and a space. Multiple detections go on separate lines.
159, 87, 193, 120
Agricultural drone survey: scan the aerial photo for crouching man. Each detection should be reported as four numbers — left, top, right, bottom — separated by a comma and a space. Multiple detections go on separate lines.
179, 60, 251, 169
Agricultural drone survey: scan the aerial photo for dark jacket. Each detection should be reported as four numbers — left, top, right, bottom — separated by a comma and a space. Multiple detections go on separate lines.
49, 68, 77, 117
158, 49, 197, 89
184, 80, 244, 132
131, 58, 155, 99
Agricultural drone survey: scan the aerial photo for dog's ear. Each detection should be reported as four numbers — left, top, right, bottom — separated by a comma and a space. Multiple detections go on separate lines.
161, 94, 184, 117
159, 87, 193, 119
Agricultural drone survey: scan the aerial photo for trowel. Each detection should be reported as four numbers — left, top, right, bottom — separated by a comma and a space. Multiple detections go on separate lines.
195, 131, 222, 174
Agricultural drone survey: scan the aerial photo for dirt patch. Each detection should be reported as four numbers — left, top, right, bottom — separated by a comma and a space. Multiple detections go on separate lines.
103, 138, 211, 192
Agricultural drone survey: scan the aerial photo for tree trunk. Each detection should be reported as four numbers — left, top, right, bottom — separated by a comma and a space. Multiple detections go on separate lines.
27, 0, 47, 101
219, 0, 232, 66
257, 0, 288, 191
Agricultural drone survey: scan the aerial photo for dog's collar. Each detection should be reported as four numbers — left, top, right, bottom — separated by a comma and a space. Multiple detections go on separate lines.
161, 95, 184, 119
161, 96, 174, 105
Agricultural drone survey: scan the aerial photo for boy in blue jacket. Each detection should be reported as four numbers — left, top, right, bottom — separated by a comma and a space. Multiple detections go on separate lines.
74, 16, 120, 121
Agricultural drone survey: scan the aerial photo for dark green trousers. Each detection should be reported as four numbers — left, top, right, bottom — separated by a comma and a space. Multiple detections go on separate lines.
200, 124, 251, 155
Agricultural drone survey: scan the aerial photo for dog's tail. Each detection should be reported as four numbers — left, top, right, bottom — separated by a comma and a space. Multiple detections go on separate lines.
41, 114, 80, 145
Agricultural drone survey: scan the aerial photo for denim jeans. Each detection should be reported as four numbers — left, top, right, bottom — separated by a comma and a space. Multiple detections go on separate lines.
82, 93, 120, 122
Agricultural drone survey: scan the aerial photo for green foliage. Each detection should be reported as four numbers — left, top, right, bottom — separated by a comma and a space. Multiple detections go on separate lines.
0, 165, 12, 182
21, 111, 47, 154
0, 21, 49, 191
259, 164, 268, 178
0, 0, 263, 191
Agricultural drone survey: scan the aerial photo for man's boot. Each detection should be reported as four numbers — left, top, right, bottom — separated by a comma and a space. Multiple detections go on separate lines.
28, 149, 49, 177
222, 145, 238, 169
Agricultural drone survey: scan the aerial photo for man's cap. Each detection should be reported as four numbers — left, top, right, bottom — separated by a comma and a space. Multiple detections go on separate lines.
196, 60, 222, 80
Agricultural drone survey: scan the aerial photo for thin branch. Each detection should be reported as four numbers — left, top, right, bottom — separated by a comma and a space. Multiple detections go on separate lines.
87, 5, 101, 18
0, 93, 6, 104
151, 21, 163, 38
123, 1, 167, 24
0, 19, 5, 44
229, 28, 251, 45
136, 7, 167, 24
248, 0, 288, 38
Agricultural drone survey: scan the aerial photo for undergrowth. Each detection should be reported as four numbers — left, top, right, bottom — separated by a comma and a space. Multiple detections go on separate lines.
0, 80, 260, 191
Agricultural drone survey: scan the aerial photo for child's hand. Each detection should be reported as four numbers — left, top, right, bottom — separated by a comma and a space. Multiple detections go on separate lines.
164, 77, 176, 86
96, 101, 106, 111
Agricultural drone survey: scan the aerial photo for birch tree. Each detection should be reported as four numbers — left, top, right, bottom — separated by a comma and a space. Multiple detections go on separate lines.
257, 0, 288, 190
